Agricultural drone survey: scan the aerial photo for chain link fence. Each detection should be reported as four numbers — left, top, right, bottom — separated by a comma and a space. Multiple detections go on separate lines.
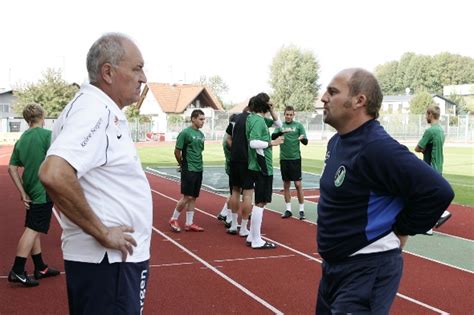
144, 111, 472, 143
3, 112, 469, 144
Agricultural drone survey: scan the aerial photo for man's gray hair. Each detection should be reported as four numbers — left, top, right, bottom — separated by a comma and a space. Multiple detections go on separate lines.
86, 33, 131, 83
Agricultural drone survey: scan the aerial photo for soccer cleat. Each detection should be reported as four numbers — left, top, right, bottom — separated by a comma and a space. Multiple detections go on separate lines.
299, 211, 306, 220
281, 210, 292, 219
169, 219, 181, 232
424, 229, 433, 236
252, 241, 277, 249
34, 266, 60, 279
217, 214, 226, 221
224, 221, 232, 229
8, 270, 39, 287
435, 211, 452, 228
185, 223, 204, 232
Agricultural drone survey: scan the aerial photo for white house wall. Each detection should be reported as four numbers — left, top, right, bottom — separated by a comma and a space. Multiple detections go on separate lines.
139, 93, 167, 133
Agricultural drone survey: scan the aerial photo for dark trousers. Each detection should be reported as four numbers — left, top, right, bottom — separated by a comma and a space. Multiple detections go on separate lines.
316, 249, 403, 315
64, 254, 149, 315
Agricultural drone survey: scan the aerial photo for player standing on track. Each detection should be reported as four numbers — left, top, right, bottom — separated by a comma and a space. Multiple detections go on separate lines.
169, 109, 206, 233
245, 93, 284, 249
8, 103, 60, 287
316, 68, 454, 314
217, 113, 237, 228
273, 105, 308, 220
40, 33, 153, 314
415, 104, 452, 235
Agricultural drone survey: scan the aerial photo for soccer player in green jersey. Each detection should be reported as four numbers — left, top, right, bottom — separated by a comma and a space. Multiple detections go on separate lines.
273, 106, 308, 220
8, 104, 60, 287
246, 93, 284, 249
217, 114, 237, 228
169, 109, 206, 232
415, 105, 451, 233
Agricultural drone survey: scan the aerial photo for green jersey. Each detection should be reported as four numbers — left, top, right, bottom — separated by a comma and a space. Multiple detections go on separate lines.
274, 120, 306, 160
9, 127, 51, 204
176, 126, 205, 172
246, 113, 273, 176
417, 123, 445, 173
222, 133, 231, 175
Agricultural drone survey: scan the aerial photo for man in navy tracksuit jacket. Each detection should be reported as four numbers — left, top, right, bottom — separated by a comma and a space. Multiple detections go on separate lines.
316, 68, 454, 314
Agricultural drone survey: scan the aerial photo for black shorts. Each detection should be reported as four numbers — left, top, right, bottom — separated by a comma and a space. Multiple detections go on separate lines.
280, 159, 302, 182
252, 171, 273, 204
65, 254, 149, 315
230, 162, 254, 190
181, 169, 203, 198
25, 202, 53, 234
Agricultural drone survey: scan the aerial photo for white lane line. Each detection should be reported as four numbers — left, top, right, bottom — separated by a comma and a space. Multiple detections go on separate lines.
396, 293, 448, 314
151, 226, 284, 315
147, 174, 453, 315
434, 231, 474, 243
150, 262, 195, 268
403, 250, 474, 274
149, 255, 296, 268
214, 254, 295, 263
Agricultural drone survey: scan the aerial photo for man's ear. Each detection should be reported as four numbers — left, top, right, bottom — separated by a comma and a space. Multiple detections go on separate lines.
101, 63, 114, 84
354, 94, 367, 109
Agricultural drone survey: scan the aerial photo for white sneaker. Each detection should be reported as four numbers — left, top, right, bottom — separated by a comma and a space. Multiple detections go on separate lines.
424, 229, 433, 236
435, 211, 452, 228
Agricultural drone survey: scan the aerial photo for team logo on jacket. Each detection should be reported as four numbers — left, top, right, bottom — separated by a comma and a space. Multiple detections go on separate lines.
334, 165, 346, 187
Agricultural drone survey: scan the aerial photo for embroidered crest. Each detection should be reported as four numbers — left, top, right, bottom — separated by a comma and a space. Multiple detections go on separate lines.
334, 165, 346, 187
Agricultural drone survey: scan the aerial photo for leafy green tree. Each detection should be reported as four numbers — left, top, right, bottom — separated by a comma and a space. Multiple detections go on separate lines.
409, 90, 433, 114
167, 114, 184, 124
195, 75, 229, 105
13, 68, 79, 118
374, 61, 399, 94
269, 45, 320, 111
396, 52, 416, 93
447, 93, 468, 114
403, 54, 437, 92
374, 52, 474, 96
432, 53, 474, 91
125, 105, 151, 123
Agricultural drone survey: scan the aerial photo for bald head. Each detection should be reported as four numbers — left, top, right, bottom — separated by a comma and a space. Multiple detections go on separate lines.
339, 68, 383, 119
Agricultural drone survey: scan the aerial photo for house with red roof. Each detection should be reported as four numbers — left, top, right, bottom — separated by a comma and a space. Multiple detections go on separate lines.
136, 83, 223, 140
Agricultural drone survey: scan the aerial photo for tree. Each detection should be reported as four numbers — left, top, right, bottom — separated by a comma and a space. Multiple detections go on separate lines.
13, 68, 79, 118
125, 105, 151, 123
374, 61, 399, 94
269, 45, 320, 111
409, 90, 433, 114
374, 52, 474, 96
195, 75, 229, 105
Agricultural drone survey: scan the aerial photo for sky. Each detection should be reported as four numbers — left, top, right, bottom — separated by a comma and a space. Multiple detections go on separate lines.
1, 0, 473, 104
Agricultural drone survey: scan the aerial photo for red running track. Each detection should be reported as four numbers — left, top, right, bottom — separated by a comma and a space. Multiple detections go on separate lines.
0, 144, 473, 314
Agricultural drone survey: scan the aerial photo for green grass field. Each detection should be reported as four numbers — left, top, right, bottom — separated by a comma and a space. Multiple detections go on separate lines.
138, 142, 474, 206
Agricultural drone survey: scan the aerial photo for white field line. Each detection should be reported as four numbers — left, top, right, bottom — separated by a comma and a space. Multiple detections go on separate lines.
147, 172, 463, 314
396, 293, 449, 314
151, 225, 283, 315
149, 184, 448, 314
149, 255, 296, 268
434, 230, 474, 243
403, 250, 474, 274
